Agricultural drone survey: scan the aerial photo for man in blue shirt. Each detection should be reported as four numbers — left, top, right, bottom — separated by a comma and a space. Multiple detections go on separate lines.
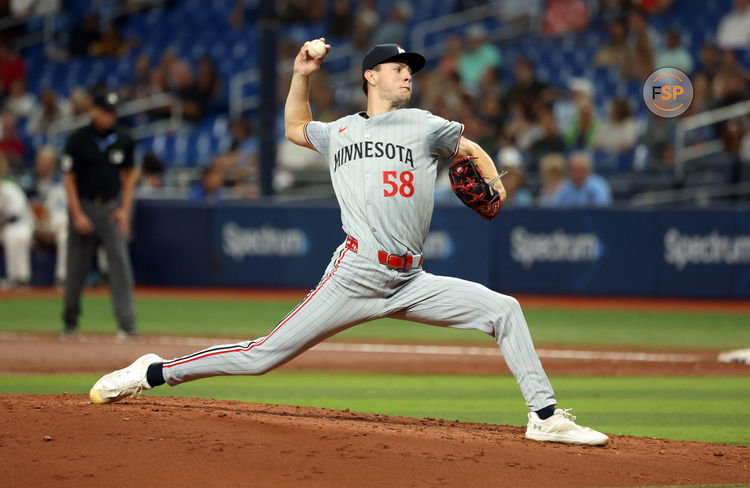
556, 152, 612, 206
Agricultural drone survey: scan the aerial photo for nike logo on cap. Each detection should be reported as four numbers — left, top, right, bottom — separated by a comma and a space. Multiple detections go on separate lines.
339, 127, 347, 133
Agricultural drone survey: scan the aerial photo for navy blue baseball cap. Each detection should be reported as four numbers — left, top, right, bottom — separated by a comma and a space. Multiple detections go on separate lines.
361, 44, 425, 94
361, 44, 426, 77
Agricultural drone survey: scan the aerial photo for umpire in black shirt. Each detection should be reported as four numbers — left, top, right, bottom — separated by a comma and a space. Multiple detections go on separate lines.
61, 89, 139, 338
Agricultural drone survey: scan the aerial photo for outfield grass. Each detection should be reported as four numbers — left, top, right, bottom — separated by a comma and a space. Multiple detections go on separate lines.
1, 373, 748, 446
2, 295, 749, 350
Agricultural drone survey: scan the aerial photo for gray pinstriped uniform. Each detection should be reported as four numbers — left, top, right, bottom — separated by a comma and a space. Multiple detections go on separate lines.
161, 109, 556, 411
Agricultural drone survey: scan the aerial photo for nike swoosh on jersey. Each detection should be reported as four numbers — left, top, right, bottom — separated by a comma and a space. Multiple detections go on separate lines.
339, 127, 347, 133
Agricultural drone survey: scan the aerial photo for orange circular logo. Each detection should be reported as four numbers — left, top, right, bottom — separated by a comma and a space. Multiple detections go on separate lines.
642, 68, 693, 118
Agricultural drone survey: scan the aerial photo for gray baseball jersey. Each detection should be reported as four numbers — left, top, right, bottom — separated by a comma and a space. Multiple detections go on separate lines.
305, 109, 461, 255
161, 109, 556, 412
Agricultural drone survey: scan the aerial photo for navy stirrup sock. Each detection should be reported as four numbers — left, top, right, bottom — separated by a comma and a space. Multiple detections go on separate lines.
146, 362, 165, 387
535, 405, 556, 420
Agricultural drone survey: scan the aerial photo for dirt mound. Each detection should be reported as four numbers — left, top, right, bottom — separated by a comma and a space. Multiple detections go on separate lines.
1, 394, 748, 487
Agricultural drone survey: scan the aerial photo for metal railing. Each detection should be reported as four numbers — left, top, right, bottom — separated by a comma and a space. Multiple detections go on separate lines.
674, 99, 750, 178
631, 182, 750, 207
46, 93, 183, 145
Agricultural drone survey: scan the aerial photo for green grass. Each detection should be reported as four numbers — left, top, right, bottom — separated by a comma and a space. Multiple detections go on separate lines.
1, 373, 748, 446
2, 295, 748, 350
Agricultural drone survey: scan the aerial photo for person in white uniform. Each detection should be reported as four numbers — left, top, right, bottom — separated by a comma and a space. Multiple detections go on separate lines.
89, 42, 608, 446
0, 155, 33, 288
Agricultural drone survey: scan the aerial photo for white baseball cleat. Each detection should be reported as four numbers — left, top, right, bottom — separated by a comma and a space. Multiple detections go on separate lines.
525, 408, 609, 446
90, 353, 163, 404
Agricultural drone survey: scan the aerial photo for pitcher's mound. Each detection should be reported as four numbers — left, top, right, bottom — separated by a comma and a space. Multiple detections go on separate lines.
1, 394, 748, 487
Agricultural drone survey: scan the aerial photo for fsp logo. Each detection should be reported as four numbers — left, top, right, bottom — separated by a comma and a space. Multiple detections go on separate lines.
642, 68, 693, 118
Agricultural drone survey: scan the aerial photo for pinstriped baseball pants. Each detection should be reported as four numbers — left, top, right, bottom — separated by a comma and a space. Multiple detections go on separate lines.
161, 240, 556, 411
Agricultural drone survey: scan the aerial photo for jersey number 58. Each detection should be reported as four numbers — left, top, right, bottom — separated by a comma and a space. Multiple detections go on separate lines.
383, 171, 414, 198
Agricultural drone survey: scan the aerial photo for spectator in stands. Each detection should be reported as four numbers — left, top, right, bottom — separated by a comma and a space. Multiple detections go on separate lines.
171, 61, 207, 122
122, 54, 153, 101
564, 97, 599, 150
684, 119, 747, 193
686, 72, 714, 116
457, 24, 502, 94
3, 78, 36, 119
542, 0, 590, 36
218, 117, 258, 191
328, 0, 354, 38
89, 24, 129, 57
189, 163, 226, 202
696, 43, 721, 83
638, 115, 677, 173
528, 106, 567, 172
556, 152, 613, 206
0, 110, 26, 174
502, 57, 549, 119
503, 100, 537, 150
373, 2, 411, 47
655, 27, 694, 73
720, 119, 750, 197
68, 14, 101, 57
719, 48, 750, 80
553, 77, 593, 136
537, 153, 566, 207
136, 152, 166, 198
0, 40, 25, 98
149, 66, 168, 96
712, 66, 748, 108
495, 146, 532, 207
437, 35, 463, 77
624, 8, 656, 80
0, 153, 33, 289
595, 19, 628, 70
69, 88, 93, 116
228, 0, 256, 29
28, 146, 68, 285
27, 88, 71, 134
595, 97, 639, 154
195, 56, 221, 113
357, 0, 380, 25
717, 0, 750, 50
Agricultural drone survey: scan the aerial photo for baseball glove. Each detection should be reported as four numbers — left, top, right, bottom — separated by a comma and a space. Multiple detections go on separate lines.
448, 156, 502, 220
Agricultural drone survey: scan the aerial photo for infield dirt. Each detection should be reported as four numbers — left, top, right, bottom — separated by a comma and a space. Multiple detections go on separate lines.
1, 394, 749, 487
1, 333, 749, 487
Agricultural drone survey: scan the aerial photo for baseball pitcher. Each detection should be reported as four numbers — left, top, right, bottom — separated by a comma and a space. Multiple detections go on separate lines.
90, 41, 608, 446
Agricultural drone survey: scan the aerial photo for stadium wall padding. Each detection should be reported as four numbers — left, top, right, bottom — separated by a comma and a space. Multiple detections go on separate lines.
129, 202, 750, 298
11, 201, 749, 297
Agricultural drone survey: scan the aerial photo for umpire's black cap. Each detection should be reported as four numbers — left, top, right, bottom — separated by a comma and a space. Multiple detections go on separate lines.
362, 44, 426, 93
92, 89, 119, 113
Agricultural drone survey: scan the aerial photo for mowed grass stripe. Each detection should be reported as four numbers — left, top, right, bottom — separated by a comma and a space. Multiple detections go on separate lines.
1, 295, 748, 350
1, 373, 748, 446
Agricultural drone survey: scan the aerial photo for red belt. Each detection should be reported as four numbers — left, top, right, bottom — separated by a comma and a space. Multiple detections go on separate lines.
345, 236, 423, 270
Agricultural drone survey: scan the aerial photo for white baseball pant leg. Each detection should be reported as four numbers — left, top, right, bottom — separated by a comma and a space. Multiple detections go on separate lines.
1, 221, 33, 283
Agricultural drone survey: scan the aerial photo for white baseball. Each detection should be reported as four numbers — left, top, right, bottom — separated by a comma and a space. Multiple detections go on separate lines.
307, 39, 326, 58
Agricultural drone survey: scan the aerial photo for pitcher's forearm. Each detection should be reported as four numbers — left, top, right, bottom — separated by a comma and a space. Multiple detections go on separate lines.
284, 72, 313, 136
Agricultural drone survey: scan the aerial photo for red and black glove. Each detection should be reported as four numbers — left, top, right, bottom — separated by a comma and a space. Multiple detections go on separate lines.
448, 156, 502, 221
